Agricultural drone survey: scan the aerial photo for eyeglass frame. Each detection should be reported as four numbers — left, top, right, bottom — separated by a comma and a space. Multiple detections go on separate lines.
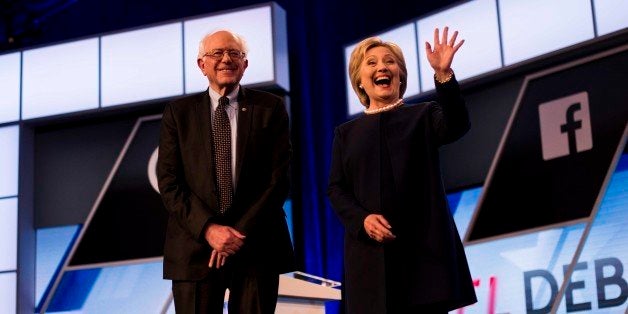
202, 49, 247, 60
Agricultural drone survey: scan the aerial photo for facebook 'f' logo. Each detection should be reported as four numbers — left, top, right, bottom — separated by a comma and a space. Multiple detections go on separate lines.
538, 92, 593, 160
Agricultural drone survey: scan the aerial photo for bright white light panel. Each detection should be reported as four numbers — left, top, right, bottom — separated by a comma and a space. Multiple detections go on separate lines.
184, 6, 277, 94
0, 53, 20, 123
0, 125, 19, 198
0, 272, 16, 314
344, 0, 625, 116
343, 46, 359, 115
10, 4, 286, 119
22, 38, 99, 119
101, 23, 184, 107
345, 23, 419, 116
0, 198, 17, 272
499, 0, 595, 65
594, 0, 628, 36
417, 0, 502, 91
374, 24, 421, 101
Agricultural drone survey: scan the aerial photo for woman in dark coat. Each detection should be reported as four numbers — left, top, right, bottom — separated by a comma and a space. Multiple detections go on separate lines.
327, 27, 477, 313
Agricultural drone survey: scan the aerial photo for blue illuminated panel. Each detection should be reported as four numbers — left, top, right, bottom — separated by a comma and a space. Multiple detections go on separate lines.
499, 0, 595, 65
594, 0, 628, 36
284, 199, 294, 244
417, 0, 502, 91
0, 272, 16, 313
555, 154, 628, 313
36, 225, 80, 307
184, 5, 278, 94
22, 38, 99, 119
447, 153, 628, 313
0, 125, 19, 198
461, 224, 587, 313
47, 262, 170, 312
0, 52, 20, 123
0, 198, 17, 272
448, 186, 482, 240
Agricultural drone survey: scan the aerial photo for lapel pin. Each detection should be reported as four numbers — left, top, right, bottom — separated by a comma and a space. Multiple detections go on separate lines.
241, 107, 247, 112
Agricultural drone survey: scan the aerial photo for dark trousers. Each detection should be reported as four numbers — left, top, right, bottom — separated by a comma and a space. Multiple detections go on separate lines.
172, 263, 279, 314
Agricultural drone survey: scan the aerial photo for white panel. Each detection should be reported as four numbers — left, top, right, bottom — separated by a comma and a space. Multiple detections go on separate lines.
101, 23, 184, 107
500, 0, 595, 65
0, 272, 16, 314
166, 299, 175, 314
0, 198, 17, 272
184, 6, 275, 93
22, 38, 99, 119
417, 0, 502, 91
0, 53, 21, 123
594, 0, 628, 35
378, 25, 421, 100
345, 23, 420, 116
344, 46, 362, 116
0, 125, 19, 198
271, 5, 290, 91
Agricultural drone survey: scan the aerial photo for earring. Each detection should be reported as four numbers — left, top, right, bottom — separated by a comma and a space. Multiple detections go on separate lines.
359, 85, 364, 89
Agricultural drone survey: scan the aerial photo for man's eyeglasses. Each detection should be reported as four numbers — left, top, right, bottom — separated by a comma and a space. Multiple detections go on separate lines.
203, 49, 246, 60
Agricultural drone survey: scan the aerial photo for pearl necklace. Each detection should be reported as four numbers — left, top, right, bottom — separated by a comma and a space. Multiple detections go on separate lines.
364, 99, 404, 115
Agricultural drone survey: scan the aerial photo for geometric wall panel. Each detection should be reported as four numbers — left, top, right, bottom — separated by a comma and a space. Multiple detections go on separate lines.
468, 45, 628, 241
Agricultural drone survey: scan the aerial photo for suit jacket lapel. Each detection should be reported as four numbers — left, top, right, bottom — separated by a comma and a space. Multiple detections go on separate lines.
235, 87, 251, 191
194, 91, 216, 191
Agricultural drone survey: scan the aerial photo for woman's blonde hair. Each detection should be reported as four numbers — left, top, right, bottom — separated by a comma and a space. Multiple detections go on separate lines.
348, 37, 407, 108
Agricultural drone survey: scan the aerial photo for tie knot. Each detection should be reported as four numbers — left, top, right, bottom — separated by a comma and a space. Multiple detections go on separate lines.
218, 96, 229, 109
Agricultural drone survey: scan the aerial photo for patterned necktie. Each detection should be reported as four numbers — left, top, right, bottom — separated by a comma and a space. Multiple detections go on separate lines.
212, 96, 233, 214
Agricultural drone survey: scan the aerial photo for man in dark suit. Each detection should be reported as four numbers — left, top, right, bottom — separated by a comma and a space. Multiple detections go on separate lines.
157, 29, 294, 314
